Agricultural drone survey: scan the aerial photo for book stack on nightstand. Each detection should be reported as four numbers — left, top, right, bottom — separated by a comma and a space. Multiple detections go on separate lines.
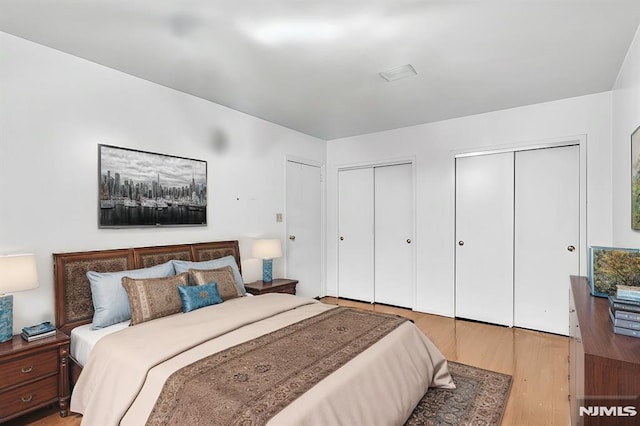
21, 321, 56, 342
608, 285, 640, 338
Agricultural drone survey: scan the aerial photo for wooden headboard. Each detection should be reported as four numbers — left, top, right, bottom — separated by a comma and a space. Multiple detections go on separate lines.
53, 241, 241, 336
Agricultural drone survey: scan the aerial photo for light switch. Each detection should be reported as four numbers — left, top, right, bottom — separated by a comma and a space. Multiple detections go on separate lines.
276, 213, 283, 222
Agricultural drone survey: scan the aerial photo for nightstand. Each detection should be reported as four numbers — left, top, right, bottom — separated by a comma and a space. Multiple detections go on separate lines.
0, 330, 70, 423
244, 279, 298, 295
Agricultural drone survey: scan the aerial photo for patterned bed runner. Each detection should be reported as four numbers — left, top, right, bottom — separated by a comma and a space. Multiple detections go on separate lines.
146, 307, 407, 425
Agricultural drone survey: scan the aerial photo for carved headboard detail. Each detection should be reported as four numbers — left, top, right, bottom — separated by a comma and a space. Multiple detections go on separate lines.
53, 241, 241, 336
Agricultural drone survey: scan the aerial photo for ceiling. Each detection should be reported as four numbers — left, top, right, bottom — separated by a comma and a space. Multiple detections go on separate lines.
2, 1, 640, 140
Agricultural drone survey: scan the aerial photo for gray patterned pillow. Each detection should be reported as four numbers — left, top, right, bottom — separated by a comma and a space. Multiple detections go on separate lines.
122, 272, 189, 326
189, 266, 242, 301
173, 256, 246, 295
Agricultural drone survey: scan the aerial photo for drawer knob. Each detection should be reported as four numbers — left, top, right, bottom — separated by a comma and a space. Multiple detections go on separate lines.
21, 394, 33, 403
21, 366, 33, 373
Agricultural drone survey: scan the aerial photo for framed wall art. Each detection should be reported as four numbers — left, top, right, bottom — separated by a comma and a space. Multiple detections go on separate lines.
589, 246, 640, 297
632, 125, 640, 230
98, 144, 207, 228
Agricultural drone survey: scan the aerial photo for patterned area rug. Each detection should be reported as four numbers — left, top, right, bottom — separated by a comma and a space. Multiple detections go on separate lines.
405, 361, 512, 426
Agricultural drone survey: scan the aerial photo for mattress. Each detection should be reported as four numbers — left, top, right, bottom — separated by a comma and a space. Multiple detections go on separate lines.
70, 320, 129, 367
70, 295, 253, 366
71, 294, 454, 425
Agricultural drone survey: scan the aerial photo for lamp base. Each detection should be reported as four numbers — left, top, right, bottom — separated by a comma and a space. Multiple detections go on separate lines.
0, 294, 14, 343
262, 259, 273, 283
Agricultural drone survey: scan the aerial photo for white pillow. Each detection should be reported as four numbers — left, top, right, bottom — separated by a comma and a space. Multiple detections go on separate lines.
87, 261, 175, 329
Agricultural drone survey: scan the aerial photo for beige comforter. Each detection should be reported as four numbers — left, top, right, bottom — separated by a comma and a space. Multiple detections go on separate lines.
71, 294, 454, 426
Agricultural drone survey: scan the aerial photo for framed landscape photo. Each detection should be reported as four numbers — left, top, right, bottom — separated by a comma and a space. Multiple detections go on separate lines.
589, 246, 640, 297
632, 125, 640, 230
98, 144, 207, 228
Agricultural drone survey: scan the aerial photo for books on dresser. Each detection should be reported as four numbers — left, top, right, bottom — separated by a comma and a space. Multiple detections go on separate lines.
616, 284, 640, 302
611, 323, 640, 338
21, 321, 56, 342
611, 308, 640, 322
608, 294, 640, 312
609, 288, 640, 338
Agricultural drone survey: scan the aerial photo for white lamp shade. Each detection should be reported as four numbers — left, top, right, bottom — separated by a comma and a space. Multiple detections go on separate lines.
252, 239, 283, 259
0, 254, 39, 294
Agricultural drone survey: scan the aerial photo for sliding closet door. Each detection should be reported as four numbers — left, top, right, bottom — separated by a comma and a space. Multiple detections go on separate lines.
374, 164, 413, 308
455, 153, 514, 326
338, 168, 374, 302
514, 146, 579, 335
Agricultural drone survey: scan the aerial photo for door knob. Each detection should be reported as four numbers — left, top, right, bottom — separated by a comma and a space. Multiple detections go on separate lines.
289, 235, 296, 241
406, 239, 412, 244
340, 236, 344, 241
458, 241, 464, 246
567, 245, 575, 252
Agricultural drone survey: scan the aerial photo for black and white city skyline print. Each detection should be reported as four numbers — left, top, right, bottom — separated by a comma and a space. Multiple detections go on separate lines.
98, 144, 207, 228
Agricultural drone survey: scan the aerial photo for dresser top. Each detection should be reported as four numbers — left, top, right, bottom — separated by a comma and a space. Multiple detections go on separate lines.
0, 330, 69, 358
571, 276, 640, 366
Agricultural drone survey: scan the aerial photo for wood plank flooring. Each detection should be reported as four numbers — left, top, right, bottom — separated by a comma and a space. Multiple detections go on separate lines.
329, 298, 570, 426
9, 298, 569, 426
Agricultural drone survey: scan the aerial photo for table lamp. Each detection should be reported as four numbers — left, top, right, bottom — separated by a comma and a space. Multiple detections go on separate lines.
0, 254, 39, 343
252, 239, 282, 283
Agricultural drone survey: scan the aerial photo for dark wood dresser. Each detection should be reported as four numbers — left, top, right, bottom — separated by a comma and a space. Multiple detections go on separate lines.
569, 276, 640, 425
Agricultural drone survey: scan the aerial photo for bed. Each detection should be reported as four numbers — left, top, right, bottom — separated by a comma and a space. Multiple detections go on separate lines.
53, 240, 454, 425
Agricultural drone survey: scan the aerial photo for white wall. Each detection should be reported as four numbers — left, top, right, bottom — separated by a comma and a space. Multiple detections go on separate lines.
2, 24, 632, 329
612, 25, 640, 247
0, 32, 326, 333
327, 93, 613, 317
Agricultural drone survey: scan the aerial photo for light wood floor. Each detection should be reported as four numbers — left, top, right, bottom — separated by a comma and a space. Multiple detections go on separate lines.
326, 298, 570, 426
11, 298, 569, 426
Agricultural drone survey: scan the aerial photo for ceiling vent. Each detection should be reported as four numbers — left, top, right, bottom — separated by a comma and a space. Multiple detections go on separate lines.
379, 64, 417, 82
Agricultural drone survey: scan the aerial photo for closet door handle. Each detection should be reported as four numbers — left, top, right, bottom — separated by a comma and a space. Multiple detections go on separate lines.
406, 239, 411, 244
339, 236, 344, 241
567, 245, 575, 252
458, 240, 465, 246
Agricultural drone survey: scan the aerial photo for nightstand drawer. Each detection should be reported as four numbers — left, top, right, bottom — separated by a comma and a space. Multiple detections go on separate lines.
268, 285, 296, 294
0, 375, 57, 418
244, 279, 298, 295
0, 350, 58, 389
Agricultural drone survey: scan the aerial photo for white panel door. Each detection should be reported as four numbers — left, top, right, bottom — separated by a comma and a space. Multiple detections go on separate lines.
514, 146, 579, 335
286, 160, 322, 298
338, 168, 374, 302
455, 153, 514, 326
374, 164, 413, 308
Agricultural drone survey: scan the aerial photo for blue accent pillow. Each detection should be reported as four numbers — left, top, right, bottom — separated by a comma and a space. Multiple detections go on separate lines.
178, 282, 223, 313
172, 256, 246, 295
87, 261, 175, 329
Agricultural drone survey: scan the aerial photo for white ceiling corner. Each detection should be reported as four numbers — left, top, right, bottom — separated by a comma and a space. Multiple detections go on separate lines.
1, 0, 640, 140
